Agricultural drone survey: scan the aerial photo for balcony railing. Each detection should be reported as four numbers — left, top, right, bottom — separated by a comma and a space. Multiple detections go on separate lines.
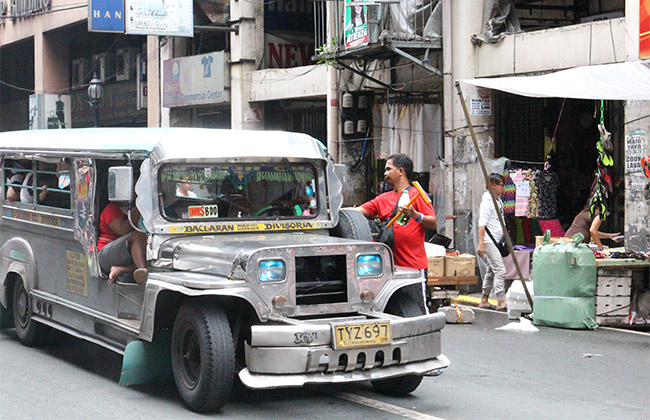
314, 0, 442, 55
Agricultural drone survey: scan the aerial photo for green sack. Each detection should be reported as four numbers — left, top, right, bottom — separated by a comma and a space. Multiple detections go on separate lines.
533, 296, 597, 330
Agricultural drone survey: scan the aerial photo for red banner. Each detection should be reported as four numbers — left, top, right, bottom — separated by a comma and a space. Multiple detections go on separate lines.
641, 0, 650, 59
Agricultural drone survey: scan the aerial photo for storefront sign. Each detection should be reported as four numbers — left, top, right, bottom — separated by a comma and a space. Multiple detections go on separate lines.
125, 0, 193, 37
626, 130, 646, 174
88, 0, 125, 33
29, 94, 72, 130
641, 0, 650, 59
266, 33, 314, 68
470, 98, 491, 115
344, 0, 369, 49
71, 79, 146, 127
163, 51, 225, 108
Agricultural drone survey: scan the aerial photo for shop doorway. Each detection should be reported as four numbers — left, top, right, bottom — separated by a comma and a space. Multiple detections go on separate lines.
495, 93, 625, 239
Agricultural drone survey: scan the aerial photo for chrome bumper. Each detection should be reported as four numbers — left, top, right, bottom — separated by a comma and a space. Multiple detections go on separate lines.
239, 312, 449, 389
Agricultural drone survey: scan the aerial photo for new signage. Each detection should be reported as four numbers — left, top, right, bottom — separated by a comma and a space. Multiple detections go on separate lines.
344, 0, 369, 49
88, 0, 125, 33
163, 52, 226, 108
125, 0, 193, 37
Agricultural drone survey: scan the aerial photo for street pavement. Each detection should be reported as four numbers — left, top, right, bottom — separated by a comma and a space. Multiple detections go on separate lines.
1, 309, 648, 420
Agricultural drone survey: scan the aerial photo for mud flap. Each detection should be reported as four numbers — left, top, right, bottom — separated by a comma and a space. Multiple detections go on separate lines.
119, 330, 172, 386
0, 303, 13, 329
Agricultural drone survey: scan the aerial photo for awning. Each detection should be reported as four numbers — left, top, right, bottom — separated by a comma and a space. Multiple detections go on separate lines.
459, 61, 650, 100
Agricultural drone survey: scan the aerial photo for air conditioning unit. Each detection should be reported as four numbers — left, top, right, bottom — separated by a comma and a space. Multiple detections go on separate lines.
71, 58, 91, 88
92, 52, 115, 83
116, 47, 139, 81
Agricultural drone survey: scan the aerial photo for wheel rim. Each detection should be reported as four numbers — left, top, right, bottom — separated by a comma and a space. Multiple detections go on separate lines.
15, 285, 30, 329
179, 325, 201, 389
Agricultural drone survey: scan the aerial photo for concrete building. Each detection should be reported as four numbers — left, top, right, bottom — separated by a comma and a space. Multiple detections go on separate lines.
1, 0, 648, 251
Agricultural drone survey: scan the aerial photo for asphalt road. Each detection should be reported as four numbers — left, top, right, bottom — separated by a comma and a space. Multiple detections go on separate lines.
1, 309, 648, 420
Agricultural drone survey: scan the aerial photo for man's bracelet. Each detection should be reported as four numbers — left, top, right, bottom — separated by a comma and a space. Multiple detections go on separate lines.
416, 212, 423, 223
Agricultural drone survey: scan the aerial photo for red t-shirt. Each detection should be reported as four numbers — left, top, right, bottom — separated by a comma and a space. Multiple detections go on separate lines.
97, 203, 126, 250
361, 187, 435, 269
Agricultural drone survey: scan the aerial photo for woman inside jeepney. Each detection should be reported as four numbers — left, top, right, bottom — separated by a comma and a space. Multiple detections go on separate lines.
97, 171, 148, 284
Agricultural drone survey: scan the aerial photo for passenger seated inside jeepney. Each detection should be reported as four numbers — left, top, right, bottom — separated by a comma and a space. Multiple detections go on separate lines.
5, 159, 31, 202
98, 202, 148, 284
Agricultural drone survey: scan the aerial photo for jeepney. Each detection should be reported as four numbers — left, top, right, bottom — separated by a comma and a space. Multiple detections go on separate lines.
0, 128, 449, 412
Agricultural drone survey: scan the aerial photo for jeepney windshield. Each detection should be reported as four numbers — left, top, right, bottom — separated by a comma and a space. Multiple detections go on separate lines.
159, 163, 319, 221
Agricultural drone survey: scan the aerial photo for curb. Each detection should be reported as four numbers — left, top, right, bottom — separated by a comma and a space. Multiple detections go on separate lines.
451, 295, 498, 307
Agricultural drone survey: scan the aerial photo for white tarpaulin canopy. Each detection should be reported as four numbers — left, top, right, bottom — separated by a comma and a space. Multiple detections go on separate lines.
460, 61, 650, 100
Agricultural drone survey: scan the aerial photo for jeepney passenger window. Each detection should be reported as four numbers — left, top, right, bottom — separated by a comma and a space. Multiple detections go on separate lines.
27, 162, 71, 209
3, 159, 31, 202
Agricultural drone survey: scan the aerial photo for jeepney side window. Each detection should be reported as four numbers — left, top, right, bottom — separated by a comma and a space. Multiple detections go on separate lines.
3, 158, 32, 202
34, 160, 71, 210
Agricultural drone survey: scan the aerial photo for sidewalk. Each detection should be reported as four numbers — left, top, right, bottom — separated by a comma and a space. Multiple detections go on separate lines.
451, 292, 499, 308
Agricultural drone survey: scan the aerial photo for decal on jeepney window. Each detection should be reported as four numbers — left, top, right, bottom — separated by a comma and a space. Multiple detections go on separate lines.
66, 250, 88, 297
188, 205, 219, 218
168, 221, 323, 234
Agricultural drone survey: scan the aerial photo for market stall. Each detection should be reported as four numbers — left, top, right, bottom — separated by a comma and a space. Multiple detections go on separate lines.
458, 61, 650, 328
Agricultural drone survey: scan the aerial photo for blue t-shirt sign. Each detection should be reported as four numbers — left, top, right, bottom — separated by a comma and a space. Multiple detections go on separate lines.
89, 0, 125, 33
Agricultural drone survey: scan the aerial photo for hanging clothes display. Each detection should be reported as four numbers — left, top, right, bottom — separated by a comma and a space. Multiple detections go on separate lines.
502, 170, 516, 214
535, 171, 559, 219
511, 169, 531, 217
526, 170, 539, 219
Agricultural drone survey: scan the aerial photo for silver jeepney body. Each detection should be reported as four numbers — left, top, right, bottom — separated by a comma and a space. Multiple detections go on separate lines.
0, 128, 448, 389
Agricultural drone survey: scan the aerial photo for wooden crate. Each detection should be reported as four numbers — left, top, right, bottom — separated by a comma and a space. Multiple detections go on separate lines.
427, 276, 478, 286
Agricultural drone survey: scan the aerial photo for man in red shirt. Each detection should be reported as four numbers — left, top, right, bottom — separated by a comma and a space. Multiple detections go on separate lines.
354, 154, 437, 311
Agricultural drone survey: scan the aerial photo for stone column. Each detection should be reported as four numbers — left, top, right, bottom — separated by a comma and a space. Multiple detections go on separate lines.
230, 0, 265, 130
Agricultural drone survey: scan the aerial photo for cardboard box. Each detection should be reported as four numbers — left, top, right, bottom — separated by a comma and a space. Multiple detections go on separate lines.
427, 256, 445, 278
535, 236, 573, 247
444, 254, 476, 277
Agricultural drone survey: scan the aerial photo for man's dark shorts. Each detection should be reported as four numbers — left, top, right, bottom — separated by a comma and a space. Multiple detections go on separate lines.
98, 232, 133, 273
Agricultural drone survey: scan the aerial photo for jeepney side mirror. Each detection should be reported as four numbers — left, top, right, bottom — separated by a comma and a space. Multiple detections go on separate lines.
108, 166, 133, 202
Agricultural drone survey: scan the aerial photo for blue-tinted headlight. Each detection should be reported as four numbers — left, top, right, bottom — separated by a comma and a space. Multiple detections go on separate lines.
258, 260, 286, 283
357, 254, 382, 277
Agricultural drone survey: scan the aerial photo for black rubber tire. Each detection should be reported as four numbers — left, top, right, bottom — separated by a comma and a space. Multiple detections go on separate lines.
371, 291, 424, 396
12, 278, 49, 347
171, 303, 235, 413
332, 209, 373, 241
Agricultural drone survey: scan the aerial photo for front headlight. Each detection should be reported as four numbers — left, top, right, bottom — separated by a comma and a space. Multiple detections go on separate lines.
258, 259, 286, 283
357, 254, 382, 277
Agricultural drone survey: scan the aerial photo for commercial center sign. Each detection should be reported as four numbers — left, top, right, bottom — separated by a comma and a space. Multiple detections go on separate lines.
88, 0, 193, 37
163, 52, 226, 108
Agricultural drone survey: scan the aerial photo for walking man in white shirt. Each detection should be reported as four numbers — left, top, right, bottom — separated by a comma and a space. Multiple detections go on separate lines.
477, 173, 507, 311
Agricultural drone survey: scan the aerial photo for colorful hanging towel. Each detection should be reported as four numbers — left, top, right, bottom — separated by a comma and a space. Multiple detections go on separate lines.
502, 170, 516, 214
527, 170, 539, 219
512, 169, 530, 217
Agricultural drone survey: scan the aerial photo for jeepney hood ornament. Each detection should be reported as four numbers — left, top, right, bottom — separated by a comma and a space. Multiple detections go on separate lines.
168, 232, 383, 279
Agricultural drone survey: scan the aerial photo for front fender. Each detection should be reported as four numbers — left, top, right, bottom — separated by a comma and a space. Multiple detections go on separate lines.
372, 266, 424, 312
138, 275, 268, 342
0, 238, 37, 307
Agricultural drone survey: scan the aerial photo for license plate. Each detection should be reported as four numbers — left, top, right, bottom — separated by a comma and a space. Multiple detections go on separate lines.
188, 205, 219, 218
332, 321, 391, 349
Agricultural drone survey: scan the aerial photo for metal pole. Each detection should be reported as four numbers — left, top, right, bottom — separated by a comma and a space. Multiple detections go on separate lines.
93, 103, 99, 127
454, 81, 534, 310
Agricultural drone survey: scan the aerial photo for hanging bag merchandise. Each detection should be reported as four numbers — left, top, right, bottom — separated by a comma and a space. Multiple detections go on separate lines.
485, 227, 511, 257
377, 187, 411, 248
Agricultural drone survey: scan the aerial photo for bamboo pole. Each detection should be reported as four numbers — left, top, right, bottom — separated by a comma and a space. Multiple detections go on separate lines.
454, 82, 534, 310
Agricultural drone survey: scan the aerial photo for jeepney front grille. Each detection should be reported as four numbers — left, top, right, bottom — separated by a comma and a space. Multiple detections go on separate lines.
295, 255, 347, 305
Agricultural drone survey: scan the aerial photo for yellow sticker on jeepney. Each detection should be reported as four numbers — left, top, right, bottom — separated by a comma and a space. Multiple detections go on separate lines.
169, 221, 322, 234
66, 250, 88, 297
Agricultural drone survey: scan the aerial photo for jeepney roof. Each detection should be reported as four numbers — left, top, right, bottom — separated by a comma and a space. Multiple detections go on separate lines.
0, 128, 327, 161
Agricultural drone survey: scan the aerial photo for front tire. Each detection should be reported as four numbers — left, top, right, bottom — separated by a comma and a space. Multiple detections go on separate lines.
171, 303, 235, 412
371, 291, 424, 396
12, 278, 49, 347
